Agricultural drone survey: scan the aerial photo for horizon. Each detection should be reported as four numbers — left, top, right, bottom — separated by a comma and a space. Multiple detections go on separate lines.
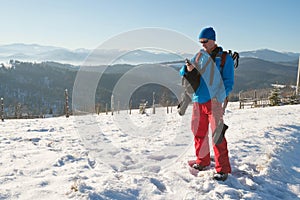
0, 42, 299, 67
1, 43, 299, 54
0, 0, 299, 53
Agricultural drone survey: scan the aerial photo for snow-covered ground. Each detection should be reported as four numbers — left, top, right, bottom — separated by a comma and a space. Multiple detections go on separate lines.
0, 103, 300, 200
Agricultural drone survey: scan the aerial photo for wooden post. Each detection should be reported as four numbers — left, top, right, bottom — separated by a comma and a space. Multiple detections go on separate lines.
167, 100, 169, 114
239, 91, 243, 109
96, 103, 100, 115
111, 94, 114, 115
129, 100, 132, 115
17, 103, 21, 119
254, 90, 257, 107
14, 104, 17, 118
296, 56, 300, 96
1, 97, 4, 122
64, 89, 69, 118
105, 103, 108, 115
152, 92, 155, 114
117, 101, 120, 114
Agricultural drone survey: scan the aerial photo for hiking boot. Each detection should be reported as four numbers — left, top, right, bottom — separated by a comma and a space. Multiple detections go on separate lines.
192, 163, 206, 171
213, 172, 228, 181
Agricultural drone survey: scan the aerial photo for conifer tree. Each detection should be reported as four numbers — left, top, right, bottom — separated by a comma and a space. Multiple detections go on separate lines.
269, 86, 281, 106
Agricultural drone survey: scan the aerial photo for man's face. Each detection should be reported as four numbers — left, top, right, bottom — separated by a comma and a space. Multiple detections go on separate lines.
199, 38, 215, 52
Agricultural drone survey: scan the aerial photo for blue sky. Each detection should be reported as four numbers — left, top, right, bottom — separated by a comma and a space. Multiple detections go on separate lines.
0, 0, 299, 53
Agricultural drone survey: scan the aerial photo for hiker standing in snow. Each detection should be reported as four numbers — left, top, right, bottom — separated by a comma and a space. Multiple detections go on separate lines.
179, 27, 234, 181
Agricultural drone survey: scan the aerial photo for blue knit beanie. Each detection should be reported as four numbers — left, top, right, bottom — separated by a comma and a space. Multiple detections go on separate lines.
198, 27, 216, 41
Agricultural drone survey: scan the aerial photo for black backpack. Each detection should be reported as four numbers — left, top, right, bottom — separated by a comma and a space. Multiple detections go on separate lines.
221, 50, 239, 69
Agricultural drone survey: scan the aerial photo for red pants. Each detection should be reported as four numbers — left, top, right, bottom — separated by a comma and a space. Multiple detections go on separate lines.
191, 100, 231, 173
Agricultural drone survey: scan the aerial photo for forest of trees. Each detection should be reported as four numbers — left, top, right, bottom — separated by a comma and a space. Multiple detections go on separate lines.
0, 58, 298, 118
0, 61, 177, 118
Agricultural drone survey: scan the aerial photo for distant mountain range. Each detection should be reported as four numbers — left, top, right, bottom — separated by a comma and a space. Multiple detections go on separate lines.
1, 43, 299, 65
239, 49, 299, 62
0, 43, 188, 65
0, 43, 89, 65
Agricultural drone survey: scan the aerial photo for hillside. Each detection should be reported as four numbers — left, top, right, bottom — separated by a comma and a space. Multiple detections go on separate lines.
233, 57, 297, 93
0, 55, 298, 117
0, 61, 78, 116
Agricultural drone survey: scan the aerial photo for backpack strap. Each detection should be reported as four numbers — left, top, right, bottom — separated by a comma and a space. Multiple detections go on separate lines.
194, 51, 202, 68
194, 51, 213, 73
221, 51, 227, 68
192, 50, 215, 86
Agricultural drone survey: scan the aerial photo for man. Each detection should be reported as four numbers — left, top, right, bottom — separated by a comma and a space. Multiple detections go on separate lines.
179, 27, 234, 181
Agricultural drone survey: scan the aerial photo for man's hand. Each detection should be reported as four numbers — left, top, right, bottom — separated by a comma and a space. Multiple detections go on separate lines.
185, 59, 195, 72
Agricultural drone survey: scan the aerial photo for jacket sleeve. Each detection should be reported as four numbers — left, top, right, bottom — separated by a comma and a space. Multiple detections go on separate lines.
222, 54, 234, 97
179, 65, 187, 76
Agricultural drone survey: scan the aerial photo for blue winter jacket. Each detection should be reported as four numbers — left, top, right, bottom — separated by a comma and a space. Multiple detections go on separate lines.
180, 47, 234, 103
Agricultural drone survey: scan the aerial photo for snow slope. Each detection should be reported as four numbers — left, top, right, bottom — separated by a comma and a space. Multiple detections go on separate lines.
0, 103, 300, 200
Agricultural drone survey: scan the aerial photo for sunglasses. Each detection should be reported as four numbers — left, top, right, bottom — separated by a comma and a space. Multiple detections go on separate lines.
200, 39, 209, 44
